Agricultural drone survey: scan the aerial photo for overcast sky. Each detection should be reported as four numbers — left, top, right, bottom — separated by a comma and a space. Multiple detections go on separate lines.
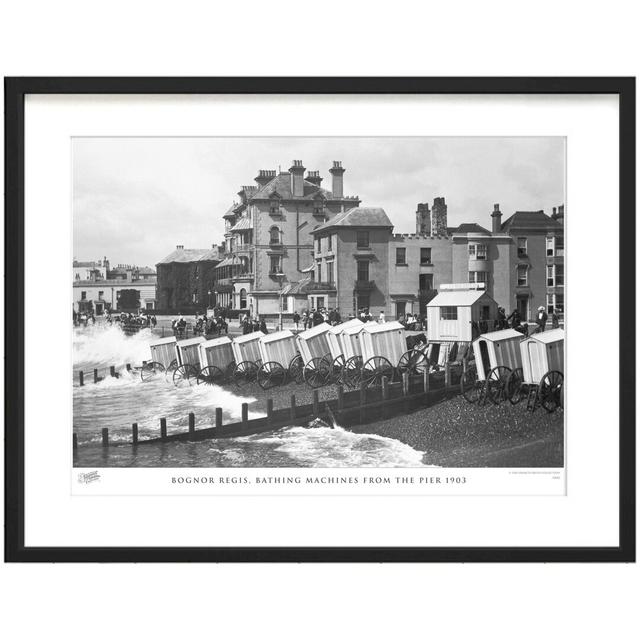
73, 137, 565, 267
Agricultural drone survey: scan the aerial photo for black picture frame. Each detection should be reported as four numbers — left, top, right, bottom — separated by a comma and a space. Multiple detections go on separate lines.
4, 77, 635, 563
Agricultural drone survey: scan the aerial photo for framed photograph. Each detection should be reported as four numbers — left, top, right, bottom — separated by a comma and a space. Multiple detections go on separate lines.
5, 77, 635, 562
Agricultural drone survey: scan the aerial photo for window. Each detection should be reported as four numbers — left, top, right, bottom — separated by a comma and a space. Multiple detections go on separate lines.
269, 200, 280, 214
547, 265, 555, 287
316, 262, 322, 282
555, 265, 564, 286
420, 247, 432, 265
357, 260, 369, 282
269, 256, 281, 274
396, 301, 406, 320
517, 264, 528, 286
547, 293, 564, 315
546, 237, 555, 257
419, 273, 433, 290
327, 234, 332, 251
469, 271, 488, 285
269, 227, 281, 245
481, 306, 490, 320
313, 202, 324, 216
239, 288, 247, 309
98, 291, 104, 300
356, 231, 369, 248
356, 294, 370, 311
316, 236, 322, 253
327, 261, 334, 284
517, 237, 528, 257
395, 247, 407, 265
440, 306, 458, 320
469, 243, 487, 260
81, 291, 86, 300
555, 235, 564, 257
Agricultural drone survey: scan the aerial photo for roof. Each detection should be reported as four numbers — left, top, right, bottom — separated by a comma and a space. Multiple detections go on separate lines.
229, 216, 253, 232
251, 172, 335, 201
501, 210, 563, 232
233, 331, 265, 344
297, 322, 331, 340
260, 329, 295, 344
363, 320, 405, 334
427, 290, 489, 307
199, 247, 222, 262
157, 248, 215, 264
453, 223, 491, 235
200, 336, 233, 348
177, 337, 206, 348
281, 277, 312, 295
312, 207, 393, 233
328, 318, 364, 334
343, 321, 376, 335
526, 328, 565, 344
73, 261, 99, 268
138, 267, 156, 275
150, 336, 177, 347
477, 328, 524, 342
216, 256, 242, 269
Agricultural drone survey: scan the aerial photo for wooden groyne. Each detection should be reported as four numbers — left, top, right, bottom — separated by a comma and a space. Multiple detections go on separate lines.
74, 366, 462, 450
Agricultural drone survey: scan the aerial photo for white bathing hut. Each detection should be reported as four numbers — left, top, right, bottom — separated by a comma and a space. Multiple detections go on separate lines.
426, 289, 498, 343
519, 328, 565, 385
148, 336, 178, 369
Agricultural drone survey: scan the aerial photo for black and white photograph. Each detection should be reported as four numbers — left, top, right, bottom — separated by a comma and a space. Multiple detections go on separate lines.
72, 136, 566, 470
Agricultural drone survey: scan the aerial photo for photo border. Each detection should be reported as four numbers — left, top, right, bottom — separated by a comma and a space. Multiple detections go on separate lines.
4, 76, 635, 562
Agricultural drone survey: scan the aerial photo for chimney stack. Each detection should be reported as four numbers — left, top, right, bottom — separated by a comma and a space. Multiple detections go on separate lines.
552, 204, 565, 224
431, 197, 448, 236
416, 203, 431, 235
306, 170, 323, 186
491, 203, 502, 234
329, 161, 345, 198
289, 160, 306, 197
176, 244, 184, 250
255, 169, 276, 186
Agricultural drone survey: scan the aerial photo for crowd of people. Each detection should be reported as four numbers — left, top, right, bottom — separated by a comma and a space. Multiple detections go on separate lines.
490, 305, 560, 336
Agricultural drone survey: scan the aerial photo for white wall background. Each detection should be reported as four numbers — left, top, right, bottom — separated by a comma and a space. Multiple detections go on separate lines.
1, 1, 638, 640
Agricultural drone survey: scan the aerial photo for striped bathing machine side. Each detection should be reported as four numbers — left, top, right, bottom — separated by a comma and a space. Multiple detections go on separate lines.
327, 319, 365, 360
472, 329, 525, 381
149, 336, 178, 369
519, 328, 564, 385
340, 323, 370, 360
259, 330, 298, 367
231, 331, 264, 365
361, 321, 407, 365
175, 336, 205, 367
295, 322, 332, 365
198, 336, 235, 370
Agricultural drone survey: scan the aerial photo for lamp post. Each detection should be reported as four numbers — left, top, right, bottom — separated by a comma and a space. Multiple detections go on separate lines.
276, 273, 285, 331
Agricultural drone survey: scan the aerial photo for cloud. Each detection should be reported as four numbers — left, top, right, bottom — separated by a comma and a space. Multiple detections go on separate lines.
73, 137, 565, 265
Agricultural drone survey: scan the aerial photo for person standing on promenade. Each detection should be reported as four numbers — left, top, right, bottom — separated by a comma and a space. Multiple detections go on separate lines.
551, 308, 560, 329
293, 310, 300, 331
535, 306, 548, 333
379, 310, 386, 323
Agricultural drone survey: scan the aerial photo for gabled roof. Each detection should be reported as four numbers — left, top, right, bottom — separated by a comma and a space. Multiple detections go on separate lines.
312, 207, 393, 233
501, 210, 563, 232
157, 248, 217, 265
478, 328, 524, 342
251, 172, 336, 201
453, 223, 491, 235
138, 267, 157, 275
427, 290, 490, 307
526, 328, 565, 344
